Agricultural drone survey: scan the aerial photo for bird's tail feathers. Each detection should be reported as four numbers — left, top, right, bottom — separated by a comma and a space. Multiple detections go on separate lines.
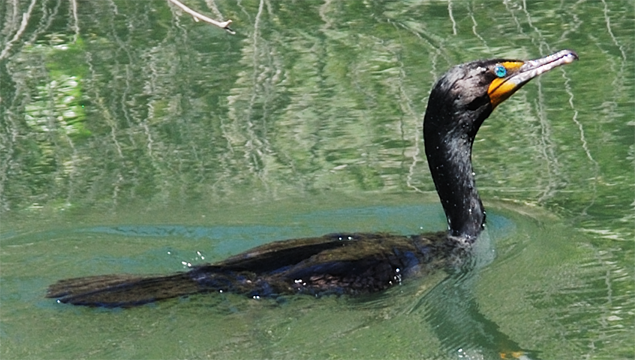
46, 272, 201, 307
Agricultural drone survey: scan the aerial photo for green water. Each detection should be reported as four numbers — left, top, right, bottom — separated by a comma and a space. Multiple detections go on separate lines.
1, 0, 633, 359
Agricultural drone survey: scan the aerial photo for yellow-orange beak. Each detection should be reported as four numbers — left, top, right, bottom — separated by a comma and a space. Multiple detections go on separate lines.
488, 50, 578, 108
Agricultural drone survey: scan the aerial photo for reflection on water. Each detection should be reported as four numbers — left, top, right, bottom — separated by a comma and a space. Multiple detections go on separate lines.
1, 0, 633, 359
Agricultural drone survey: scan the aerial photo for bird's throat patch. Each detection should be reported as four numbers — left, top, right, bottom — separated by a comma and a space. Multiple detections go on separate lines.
488, 78, 517, 108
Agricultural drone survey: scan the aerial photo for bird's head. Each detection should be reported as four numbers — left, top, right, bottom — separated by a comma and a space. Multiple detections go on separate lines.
425, 49, 579, 139
423, 50, 578, 241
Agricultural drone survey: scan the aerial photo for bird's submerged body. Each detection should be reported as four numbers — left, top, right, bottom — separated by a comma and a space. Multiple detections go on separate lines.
48, 231, 460, 307
47, 50, 578, 308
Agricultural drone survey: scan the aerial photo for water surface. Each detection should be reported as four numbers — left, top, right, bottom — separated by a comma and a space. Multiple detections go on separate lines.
1, 0, 633, 359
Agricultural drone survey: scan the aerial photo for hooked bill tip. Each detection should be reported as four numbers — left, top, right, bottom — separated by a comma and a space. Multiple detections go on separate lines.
561, 50, 579, 63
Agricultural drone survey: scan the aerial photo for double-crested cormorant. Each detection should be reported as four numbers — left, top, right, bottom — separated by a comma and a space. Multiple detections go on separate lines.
47, 50, 578, 308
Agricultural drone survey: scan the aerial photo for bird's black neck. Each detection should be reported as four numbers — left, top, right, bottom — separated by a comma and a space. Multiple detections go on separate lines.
423, 92, 490, 243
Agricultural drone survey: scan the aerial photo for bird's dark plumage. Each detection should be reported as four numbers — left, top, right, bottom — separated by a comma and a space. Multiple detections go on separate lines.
47, 50, 578, 308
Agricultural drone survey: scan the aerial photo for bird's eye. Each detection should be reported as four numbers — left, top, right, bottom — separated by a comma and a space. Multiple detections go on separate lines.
494, 64, 507, 78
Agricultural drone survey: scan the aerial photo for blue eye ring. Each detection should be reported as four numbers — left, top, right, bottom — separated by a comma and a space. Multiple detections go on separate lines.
494, 64, 507, 78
